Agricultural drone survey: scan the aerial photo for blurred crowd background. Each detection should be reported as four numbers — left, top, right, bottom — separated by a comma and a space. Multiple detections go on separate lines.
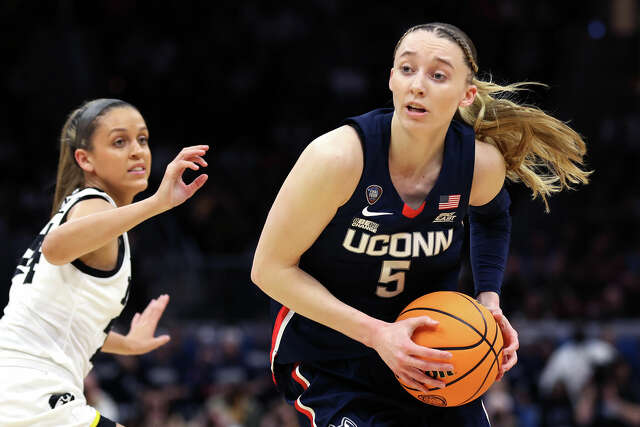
2, 0, 640, 426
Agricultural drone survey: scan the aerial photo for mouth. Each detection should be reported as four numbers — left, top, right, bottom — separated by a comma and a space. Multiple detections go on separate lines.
128, 166, 146, 174
406, 103, 427, 114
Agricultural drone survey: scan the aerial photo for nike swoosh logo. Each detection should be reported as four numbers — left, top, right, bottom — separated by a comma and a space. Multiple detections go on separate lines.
362, 206, 393, 217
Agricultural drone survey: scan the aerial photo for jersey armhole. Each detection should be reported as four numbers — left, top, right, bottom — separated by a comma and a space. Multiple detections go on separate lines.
343, 121, 367, 164
331, 122, 367, 214
71, 237, 125, 278
60, 194, 126, 278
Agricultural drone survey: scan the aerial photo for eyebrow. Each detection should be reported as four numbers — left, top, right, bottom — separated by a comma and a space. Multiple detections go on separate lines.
108, 126, 148, 135
398, 50, 455, 69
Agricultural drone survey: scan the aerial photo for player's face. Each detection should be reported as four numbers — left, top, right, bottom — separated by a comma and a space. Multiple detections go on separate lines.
86, 107, 151, 205
389, 30, 477, 132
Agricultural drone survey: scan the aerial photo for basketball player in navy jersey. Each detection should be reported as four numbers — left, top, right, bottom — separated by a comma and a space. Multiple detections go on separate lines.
0, 99, 208, 427
252, 23, 589, 427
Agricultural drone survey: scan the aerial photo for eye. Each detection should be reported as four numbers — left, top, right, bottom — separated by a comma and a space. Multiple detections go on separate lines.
138, 135, 149, 145
400, 64, 414, 74
113, 138, 125, 147
432, 71, 447, 81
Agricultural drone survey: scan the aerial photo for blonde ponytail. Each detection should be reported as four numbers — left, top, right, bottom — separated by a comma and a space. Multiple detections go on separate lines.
458, 78, 590, 211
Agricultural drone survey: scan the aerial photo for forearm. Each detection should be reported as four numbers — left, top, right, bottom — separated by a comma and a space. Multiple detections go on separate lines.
101, 331, 133, 355
469, 187, 511, 296
253, 264, 385, 348
43, 196, 163, 265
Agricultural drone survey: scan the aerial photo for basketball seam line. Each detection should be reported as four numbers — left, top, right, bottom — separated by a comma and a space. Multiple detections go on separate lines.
457, 292, 504, 379
425, 333, 496, 392
446, 292, 504, 399
460, 324, 502, 404
398, 303, 496, 393
398, 292, 503, 401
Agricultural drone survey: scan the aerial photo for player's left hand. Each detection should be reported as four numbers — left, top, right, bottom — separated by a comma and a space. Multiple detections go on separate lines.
476, 292, 519, 381
124, 294, 171, 355
487, 306, 518, 381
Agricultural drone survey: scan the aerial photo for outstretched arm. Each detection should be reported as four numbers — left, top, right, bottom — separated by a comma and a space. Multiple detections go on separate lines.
42, 145, 209, 266
102, 294, 171, 355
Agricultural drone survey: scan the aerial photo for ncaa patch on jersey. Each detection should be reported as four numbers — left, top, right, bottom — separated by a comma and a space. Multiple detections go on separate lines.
49, 392, 75, 409
365, 185, 383, 205
433, 212, 456, 223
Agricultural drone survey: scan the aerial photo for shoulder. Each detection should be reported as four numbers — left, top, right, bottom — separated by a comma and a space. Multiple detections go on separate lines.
470, 140, 506, 206
66, 195, 115, 222
300, 125, 363, 179
474, 139, 504, 169
290, 125, 363, 206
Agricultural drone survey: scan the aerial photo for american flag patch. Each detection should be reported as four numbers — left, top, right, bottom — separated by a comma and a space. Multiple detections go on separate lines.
438, 194, 460, 210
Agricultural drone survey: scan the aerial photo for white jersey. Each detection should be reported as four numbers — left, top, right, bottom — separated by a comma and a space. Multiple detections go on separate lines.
0, 187, 131, 390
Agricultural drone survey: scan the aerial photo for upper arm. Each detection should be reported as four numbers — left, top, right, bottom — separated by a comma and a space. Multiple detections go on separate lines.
470, 140, 507, 206
252, 125, 362, 277
42, 197, 117, 265
65, 197, 115, 222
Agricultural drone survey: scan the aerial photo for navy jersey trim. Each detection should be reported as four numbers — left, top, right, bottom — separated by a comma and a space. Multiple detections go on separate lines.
60, 193, 126, 279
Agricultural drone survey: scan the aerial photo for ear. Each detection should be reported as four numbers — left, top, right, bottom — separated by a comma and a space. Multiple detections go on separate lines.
459, 84, 477, 107
74, 148, 94, 173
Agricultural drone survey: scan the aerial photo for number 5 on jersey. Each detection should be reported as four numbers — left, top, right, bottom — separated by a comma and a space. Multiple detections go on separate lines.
377, 260, 410, 297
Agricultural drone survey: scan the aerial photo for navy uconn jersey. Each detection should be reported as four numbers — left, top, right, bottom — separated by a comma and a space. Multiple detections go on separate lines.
270, 108, 475, 371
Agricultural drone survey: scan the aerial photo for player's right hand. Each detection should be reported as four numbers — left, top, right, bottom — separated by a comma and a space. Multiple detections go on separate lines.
370, 316, 453, 393
153, 145, 209, 211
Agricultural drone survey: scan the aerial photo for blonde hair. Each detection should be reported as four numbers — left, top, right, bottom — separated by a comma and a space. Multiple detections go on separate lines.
458, 79, 589, 211
52, 99, 132, 216
397, 23, 590, 211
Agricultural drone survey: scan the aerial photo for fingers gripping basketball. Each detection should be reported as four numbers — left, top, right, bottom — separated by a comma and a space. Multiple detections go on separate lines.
395, 291, 504, 407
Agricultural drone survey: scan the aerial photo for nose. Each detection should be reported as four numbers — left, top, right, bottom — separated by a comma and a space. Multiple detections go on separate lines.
129, 140, 146, 158
409, 73, 426, 96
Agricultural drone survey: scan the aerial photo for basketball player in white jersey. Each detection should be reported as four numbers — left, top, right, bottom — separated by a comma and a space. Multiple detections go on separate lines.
0, 99, 209, 427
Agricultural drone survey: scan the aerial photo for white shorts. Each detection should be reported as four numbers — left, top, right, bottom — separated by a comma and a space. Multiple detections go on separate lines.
0, 360, 115, 427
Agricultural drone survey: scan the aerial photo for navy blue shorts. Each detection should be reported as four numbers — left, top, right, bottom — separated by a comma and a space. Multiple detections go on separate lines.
273, 353, 491, 427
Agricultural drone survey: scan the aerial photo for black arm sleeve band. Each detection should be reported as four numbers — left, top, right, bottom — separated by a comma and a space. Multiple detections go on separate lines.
469, 186, 512, 296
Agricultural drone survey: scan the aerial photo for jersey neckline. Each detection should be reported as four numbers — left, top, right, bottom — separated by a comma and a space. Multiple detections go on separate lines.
382, 116, 450, 219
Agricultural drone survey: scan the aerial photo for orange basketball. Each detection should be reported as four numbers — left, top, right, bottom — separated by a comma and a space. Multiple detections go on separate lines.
395, 291, 503, 407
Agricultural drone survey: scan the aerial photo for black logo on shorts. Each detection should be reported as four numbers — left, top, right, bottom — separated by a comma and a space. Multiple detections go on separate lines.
49, 392, 75, 409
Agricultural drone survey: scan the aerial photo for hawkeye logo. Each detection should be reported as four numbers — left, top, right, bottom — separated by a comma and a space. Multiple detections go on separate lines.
49, 393, 75, 409
342, 228, 453, 257
433, 212, 456, 223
